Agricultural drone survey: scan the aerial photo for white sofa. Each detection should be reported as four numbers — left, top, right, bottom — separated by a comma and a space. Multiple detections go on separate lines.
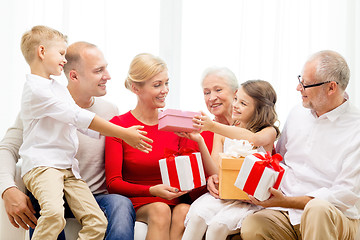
0, 163, 148, 240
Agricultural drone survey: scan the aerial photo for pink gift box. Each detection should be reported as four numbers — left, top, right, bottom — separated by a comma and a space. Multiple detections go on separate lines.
158, 109, 200, 132
159, 150, 206, 191
234, 152, 285, 201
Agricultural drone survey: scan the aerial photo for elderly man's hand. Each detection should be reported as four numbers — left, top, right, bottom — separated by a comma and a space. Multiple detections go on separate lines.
248, 187, 313, 210
247, 187, 286, 208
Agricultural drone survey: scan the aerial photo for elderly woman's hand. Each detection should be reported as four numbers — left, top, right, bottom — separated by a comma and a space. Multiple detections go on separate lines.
149, 184, 188, 200
193, 111, 215, 132
175, 131, 203, 143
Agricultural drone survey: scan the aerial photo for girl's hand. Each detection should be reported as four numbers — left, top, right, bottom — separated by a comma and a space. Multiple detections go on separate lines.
123, 125, 153, 153
193, 111, 214, 132
149, 184, 187, 200
207, 174, 220, 199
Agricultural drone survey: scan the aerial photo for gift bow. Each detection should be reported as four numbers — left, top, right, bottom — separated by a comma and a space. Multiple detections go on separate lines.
164, 147, 196, 158
163, 147, 202, 190
223, 139, 257, 158
252, 151, 283, 171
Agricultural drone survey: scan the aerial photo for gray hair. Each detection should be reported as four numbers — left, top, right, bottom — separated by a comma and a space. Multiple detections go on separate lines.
308, 50, 350, 91
201, 66, 239, 92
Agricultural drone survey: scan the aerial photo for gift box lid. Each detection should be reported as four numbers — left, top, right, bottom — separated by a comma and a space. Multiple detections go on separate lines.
158, 109, 200, 120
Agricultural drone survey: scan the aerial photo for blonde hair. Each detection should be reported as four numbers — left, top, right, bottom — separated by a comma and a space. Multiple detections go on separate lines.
241, 80, 280, 137
20, 25, 68, 64
125, 53, 167, 90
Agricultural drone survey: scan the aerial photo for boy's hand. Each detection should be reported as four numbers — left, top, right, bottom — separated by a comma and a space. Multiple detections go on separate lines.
193, 111, 214, 132
123, 125, 153, 153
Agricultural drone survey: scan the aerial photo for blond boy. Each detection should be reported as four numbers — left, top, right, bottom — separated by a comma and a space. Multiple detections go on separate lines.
19, 25, 152, 240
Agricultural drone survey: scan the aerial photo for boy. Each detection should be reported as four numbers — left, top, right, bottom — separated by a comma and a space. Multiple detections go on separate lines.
19, 25, 152, 239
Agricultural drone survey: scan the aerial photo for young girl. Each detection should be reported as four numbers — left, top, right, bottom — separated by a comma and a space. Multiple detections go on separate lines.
182, 80, 280, 240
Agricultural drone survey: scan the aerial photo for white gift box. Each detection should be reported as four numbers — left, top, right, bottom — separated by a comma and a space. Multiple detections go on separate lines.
159, 152, 206, 191
234, 153, 285, 201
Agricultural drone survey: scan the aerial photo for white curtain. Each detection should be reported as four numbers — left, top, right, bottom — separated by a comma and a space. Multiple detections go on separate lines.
1, 0, 359, 137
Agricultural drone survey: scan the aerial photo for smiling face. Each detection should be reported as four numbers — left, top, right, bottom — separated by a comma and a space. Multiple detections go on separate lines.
202, 74, 235, 119
137, 70, 169, 109
77, 47, 111, 97
43, 39, 67, 77
232, 86, 256, 125
297, 60, 328, 114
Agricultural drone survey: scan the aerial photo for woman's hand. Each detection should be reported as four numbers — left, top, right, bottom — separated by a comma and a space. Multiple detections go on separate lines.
123, 125, 153, 153
207, 174, 220, 198
175, 131, 203, 143
193, 111, 214, 132
149, 184, 187, 200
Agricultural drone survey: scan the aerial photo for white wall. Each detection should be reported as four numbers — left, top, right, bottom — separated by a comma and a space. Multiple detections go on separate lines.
1, 0, 359, 137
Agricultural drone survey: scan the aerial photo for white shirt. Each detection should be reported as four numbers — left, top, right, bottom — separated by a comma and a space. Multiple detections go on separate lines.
19, 74, 97, 178
276, 101, 360, 225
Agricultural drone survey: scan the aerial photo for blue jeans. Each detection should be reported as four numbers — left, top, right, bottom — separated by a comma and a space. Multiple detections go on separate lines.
29, 192, 136, 240
95, 193, 136, 240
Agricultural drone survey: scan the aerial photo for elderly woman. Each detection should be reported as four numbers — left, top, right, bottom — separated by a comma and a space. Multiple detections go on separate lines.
198, 67, 239, 152
186, 67, 239, 202
105, 53, 191, 240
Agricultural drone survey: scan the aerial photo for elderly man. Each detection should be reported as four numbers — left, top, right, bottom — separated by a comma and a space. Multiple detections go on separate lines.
240, 50, 360, 240
0, 41, 136, 240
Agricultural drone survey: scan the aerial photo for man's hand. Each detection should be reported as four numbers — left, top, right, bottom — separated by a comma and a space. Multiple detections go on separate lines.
207, 174, 219, 198
248, 187, 313, 209
248, 187, 286, 208
2, 187, 37, 229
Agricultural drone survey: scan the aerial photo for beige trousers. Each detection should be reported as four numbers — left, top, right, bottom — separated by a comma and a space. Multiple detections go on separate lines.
240, 198, 359, 240
23, 167, 107, 240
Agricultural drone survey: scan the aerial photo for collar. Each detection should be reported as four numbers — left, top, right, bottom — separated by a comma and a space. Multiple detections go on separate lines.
311, 99, 349, 122
26, 74, 54, 84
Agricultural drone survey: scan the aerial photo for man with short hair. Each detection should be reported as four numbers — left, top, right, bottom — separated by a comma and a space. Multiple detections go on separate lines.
240, 50, 360, 240
0, 41, 136, 240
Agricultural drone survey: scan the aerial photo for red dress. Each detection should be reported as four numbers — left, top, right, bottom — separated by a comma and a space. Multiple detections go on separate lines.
105, 111, 189, 211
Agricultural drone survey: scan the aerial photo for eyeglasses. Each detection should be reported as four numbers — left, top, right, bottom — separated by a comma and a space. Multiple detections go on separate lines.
297, 75, 336, 89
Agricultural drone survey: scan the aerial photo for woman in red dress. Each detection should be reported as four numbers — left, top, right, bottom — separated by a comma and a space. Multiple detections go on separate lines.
105, 53, 190, 240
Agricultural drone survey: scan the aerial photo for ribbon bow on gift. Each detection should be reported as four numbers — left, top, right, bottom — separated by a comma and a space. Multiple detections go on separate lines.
164, 147, 196, 158
252, 151, 283, 171
162, 147, 202, 190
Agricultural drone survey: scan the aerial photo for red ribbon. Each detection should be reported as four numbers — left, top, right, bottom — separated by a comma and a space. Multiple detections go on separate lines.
164, 148, 202, 190
242, 152, 284, 196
